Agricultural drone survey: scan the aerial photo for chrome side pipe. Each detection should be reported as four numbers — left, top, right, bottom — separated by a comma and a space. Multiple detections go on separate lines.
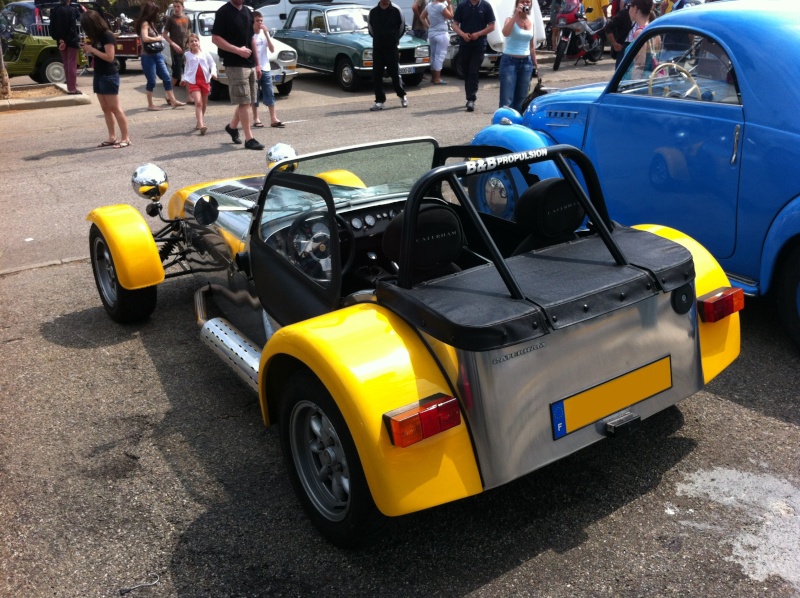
195, 285, 260, 392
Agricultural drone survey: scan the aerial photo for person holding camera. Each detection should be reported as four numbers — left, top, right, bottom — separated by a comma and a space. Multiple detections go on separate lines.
498, 0, 538, 113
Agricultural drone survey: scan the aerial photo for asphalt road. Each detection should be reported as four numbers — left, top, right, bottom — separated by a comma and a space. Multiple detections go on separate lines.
1, 58, 799, 597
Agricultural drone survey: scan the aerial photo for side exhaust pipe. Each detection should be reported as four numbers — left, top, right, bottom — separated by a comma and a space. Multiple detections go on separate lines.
195, 285, 260, 392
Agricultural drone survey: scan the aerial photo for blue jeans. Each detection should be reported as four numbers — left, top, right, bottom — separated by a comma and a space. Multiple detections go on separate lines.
499, 54, 533, 113
141, 52, 173, 92
255, 70, 275, 107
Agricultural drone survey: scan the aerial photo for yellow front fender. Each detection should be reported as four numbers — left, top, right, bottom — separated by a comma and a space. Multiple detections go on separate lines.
260, 303, 483, 517
634, 224, 740, 383
87, 205, 164, 290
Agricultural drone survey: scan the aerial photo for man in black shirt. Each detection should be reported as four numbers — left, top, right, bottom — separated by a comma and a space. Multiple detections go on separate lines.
452, 0, 495, 112
50, 0, 82, 94
212, 0, 264, 149
367, 0, 408, 111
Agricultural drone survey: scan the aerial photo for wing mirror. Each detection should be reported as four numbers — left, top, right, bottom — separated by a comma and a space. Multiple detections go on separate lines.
132, 163, 169, 201
193, 195, 255, 226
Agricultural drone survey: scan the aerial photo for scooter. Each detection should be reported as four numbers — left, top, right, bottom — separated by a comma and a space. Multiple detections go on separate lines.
552, 0, 606, 70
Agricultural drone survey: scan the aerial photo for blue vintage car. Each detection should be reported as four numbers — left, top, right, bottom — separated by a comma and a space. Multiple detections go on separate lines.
274, 2, 430, 92
471, 0, 800, 349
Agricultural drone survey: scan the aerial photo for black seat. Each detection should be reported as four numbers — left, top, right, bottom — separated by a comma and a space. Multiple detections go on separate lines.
382, 203, 464, 284
512, 178, 586, 255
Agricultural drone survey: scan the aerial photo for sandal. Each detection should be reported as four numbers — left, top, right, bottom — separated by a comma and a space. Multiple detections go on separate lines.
97, 140, 118, 147
270, 121, 285, 128
113, 140, 131, 149
199, 126, 207, 136
147, 105, 162, 111
253, 121, 265, 128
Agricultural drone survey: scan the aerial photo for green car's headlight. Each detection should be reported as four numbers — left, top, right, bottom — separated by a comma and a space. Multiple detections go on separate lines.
363, 49, 373, 62
415, 45, 430, 58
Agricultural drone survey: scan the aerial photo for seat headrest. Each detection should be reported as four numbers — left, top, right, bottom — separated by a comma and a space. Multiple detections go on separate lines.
514, 178, 585, 240
383, 203, 464, 270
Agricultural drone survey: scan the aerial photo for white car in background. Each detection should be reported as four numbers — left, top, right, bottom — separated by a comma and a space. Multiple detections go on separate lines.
165, 0, 298, 99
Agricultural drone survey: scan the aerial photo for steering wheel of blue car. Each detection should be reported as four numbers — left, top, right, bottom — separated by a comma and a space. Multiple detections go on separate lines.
288, 211, 355, 282
648, 62, 702, 100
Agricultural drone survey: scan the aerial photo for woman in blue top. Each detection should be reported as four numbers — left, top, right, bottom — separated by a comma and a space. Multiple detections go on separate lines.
498, 0, 538, 113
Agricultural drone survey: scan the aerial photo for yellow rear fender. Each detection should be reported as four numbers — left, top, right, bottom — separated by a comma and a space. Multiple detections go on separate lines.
634, 224, 740, 382
86, 205, 164, 290
260, 303, 483, 517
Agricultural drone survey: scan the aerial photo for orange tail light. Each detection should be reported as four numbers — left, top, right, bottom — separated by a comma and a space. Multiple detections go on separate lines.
384, 394, 462, 448
697, 287, 744, 323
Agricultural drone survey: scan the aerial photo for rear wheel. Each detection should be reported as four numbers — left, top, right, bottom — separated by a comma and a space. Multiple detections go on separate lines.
276, 79, 293, 95
89, 225, 157, 323
587, 36, 603, 62
39, 55, 65, 83
553, 39, 567, 71
775, 245, 800, 350
209, 79, 229, 101
117, 58, 127, 74
278, 371, 387, 548
336, 57, 360, 92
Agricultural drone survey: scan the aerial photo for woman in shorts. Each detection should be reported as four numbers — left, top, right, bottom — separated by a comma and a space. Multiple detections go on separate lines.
80, 10, 131, 148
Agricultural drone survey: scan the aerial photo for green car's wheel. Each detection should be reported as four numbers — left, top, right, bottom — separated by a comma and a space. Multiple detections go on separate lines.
776, 244, 800, 350
89, 225, 157, 323
40, 55, 66, 83
279, 371, 387, 548
336, 57, 360, 92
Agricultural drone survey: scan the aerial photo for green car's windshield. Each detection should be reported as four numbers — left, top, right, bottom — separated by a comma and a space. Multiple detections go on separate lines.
325, 8, 369, 33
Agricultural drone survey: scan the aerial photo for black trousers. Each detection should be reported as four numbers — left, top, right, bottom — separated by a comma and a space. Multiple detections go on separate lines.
373, 46, 406, 103
459, 43, 485, 102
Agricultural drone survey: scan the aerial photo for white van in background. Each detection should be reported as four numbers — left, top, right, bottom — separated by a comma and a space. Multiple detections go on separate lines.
252, 0, 416, 34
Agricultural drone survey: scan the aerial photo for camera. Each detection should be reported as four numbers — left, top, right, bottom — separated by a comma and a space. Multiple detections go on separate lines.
521, 6, 529, 13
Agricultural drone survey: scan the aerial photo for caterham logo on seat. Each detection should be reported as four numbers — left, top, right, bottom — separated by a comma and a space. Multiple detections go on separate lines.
492, 341, 546, 364
466, 149, 548, 175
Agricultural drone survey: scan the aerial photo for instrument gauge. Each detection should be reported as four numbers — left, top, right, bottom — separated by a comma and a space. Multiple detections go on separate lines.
364, 214, 377, 227
351, 217, 363, 230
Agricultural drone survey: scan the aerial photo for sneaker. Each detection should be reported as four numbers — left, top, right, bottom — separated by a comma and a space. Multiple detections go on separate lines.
466, 101, 475, 112
370, 102, 385, 111
401, 96, 408, 108
225, 124, 241, 144
244, 138, 265, 151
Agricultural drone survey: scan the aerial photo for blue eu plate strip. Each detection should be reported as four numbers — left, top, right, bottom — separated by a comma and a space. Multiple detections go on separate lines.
551, 401, 566, 440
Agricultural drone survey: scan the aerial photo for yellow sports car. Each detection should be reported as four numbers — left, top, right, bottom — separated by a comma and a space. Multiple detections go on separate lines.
87, 138, 742, 547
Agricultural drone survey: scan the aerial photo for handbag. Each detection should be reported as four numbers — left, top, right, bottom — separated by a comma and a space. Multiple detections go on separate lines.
144, 40, 164, 54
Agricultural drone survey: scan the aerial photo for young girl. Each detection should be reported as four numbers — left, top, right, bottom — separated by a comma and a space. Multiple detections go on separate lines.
80, 10, 130, 148
181, 33, 217, 134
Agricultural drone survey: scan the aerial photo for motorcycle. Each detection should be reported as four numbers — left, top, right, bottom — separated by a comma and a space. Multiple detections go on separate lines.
552, 0, 606, 70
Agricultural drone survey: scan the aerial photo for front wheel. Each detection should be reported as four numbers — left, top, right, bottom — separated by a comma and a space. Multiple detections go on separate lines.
278, 371, 387, 548
336, 57, 360, 92
89, 225, 157, 323
39, 55, 66, 83
775, 245, 800, 350
402, 72, 424, 87
553, 39, 567, 71
587, 36, 603, 62
276, 79, 293, 95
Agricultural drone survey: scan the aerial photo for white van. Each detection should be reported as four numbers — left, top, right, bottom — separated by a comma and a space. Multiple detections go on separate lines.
253, 0, 416, 34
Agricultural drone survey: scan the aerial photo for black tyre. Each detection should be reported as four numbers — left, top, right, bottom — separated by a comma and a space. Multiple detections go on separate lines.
209, 78, 229, 101
89, 225, 157, 323
117, 58, 127, 74
402, 72, 424, 87
775, 244, 800, 350
336, 57, 360, 92
278, 371, 387, 548
553, 39, 567, 71
276, 80, 293, 95
39, 55, 66, 83
587, 37, 603, 62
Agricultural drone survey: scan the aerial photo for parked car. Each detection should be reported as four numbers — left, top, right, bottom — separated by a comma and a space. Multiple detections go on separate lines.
86, 137, 741, 547
442, 20, 501, 79
472, 0, 800, 348
1, 1, 48, 35
274, 3, 429, 91
0, 7, 86, 83
164, 0, 298, 100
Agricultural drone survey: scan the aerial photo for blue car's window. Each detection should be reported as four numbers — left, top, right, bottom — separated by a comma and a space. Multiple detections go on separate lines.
616, 31, 740, 105
288, 9, 310, 31
326, 8, 369, 33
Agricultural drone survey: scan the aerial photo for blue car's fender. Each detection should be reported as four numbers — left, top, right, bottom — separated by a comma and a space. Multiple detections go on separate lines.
760, 194, 800, 294
470, 123, 561, 218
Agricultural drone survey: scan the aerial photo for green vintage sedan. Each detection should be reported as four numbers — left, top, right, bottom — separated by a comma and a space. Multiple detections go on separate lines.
274, 3, 430, 92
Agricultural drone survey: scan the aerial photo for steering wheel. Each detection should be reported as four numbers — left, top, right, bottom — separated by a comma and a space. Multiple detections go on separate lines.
648, 62, 702, 100
288, 211, 355, 282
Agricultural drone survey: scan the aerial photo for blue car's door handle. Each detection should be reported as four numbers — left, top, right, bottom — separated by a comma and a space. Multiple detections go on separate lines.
731, 124, 740, 165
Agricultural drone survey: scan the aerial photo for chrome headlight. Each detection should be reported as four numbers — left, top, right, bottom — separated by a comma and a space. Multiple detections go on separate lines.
363, 49, 373, 62
415, 45, 430, 58
277, 50, 296, 62
132, 164, 168, 201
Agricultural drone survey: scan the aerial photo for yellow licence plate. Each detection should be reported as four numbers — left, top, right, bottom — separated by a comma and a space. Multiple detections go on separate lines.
551, 356, 673, 439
